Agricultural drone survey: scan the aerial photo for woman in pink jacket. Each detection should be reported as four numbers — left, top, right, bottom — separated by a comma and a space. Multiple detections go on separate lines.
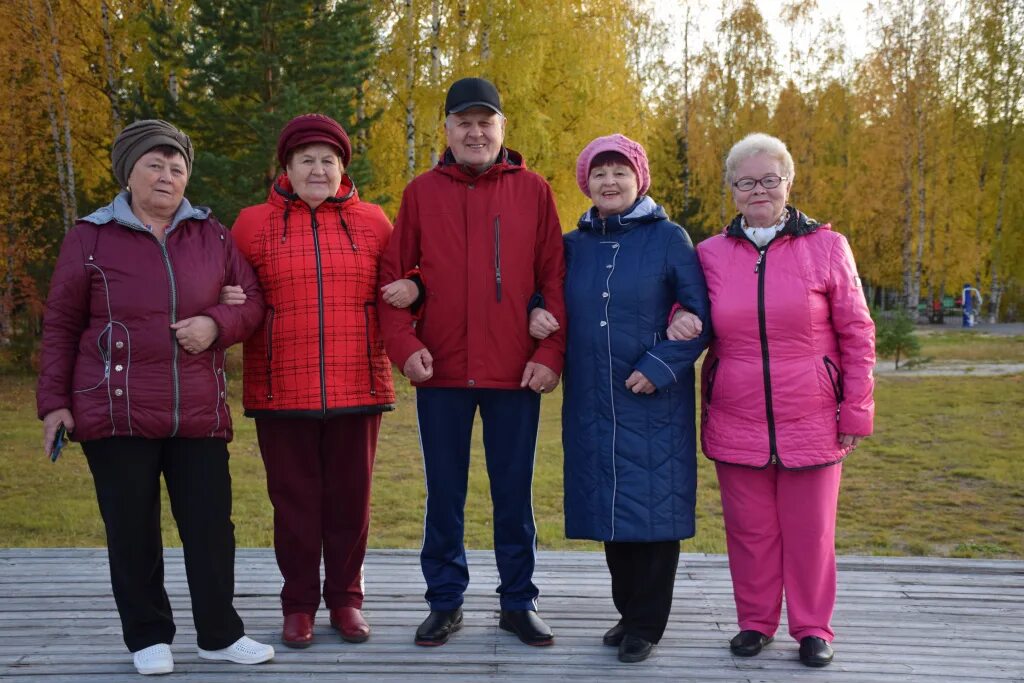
681, 133, 875, 667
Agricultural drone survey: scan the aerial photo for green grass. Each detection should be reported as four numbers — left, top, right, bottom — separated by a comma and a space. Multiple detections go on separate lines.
3, 353, 1022, 559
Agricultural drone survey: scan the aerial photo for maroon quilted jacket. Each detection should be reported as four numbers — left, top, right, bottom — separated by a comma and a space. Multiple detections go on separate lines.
36, 193, 264, 442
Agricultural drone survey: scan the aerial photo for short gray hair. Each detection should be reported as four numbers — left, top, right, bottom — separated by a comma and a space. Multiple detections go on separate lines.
724, 133, 795, 186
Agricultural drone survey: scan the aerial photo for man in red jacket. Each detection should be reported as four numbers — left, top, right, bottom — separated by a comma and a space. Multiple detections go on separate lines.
378, 77, 566, 648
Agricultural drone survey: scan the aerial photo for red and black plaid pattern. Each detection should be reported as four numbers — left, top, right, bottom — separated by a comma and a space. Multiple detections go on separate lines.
232, 177, 395, 412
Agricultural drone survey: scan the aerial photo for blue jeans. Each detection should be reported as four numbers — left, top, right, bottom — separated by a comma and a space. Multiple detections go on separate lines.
416, 387, 542, 611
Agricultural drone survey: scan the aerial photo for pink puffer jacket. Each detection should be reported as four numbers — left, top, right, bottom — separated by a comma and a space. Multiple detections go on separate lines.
697, 208, 875, 469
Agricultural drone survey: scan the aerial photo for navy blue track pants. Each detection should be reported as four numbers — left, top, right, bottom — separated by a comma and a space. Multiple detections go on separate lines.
416, 387, 542, 611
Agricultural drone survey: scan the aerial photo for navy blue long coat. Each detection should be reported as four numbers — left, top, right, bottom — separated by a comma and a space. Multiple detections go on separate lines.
562, 196, 709, 542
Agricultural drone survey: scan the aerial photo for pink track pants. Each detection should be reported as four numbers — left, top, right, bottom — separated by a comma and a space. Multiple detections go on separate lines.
715, 461, 842, 642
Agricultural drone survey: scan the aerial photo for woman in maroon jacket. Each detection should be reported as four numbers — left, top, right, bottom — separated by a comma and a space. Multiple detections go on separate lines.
36, 120, 273, 675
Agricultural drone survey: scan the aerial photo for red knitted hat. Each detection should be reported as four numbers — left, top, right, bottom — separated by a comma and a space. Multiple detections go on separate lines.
277, 113, 352, 168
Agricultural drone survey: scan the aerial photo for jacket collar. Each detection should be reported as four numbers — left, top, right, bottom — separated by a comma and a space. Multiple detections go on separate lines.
270, 173, 358, 210
577, 195, 666, 234
434, 147, 524, 183
724, 205, 823, 241
80, 191, 210, 232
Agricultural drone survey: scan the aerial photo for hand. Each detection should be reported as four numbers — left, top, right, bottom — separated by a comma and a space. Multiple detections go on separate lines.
520, 361, 559, 394
170, 315, 219, 354
839, 433, 864, 449
381, 279, 419, 309
42, 409, 75, 458
625, 370, 655, 394
219, 285, 246, 305
403, 348, 434, 382
667, 309, 703, 341
528, 308, 560, 340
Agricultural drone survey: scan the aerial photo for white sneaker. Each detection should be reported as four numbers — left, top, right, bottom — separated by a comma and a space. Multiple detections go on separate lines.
133, 643, 173, 675
197, 635, 275, 664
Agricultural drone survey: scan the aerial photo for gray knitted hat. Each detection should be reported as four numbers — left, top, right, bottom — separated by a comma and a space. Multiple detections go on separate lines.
111, 119, 194, 188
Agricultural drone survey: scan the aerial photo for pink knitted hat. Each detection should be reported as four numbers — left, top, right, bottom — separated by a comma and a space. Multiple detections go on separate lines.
576, 133, 651, 198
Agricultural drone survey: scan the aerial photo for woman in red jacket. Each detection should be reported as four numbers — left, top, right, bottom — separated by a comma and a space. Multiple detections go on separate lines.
37, 119, 273, 675
681, 133, 875, 667
229, 114, 405, 649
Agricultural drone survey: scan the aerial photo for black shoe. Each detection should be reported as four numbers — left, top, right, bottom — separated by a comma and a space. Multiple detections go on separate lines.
729, 629, 773, 657
617, 634, 654, 663
602, 622, 625, 647
799, 636, 834, 667
498, 609, 554, 646
414, 608, 463, 646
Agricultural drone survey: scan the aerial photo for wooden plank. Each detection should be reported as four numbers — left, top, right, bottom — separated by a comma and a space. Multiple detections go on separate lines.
1, 549, 1023, 682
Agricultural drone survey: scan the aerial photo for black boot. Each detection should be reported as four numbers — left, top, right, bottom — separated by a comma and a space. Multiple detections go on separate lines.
618, 634, 654, 663
498, 609, 554, 646
799, 636, 834, 667
414, 608, 463, 646
729, 630, 773, 657
602, 622, 625, 647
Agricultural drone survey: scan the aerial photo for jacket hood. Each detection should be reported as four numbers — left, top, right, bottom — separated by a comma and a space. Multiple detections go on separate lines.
577, 195, 667, 234
267, 173, 360, 245
724, 205, 826, 240
81, 191, 210, 232
268, 173, 358, 209
433, 146, 525, 184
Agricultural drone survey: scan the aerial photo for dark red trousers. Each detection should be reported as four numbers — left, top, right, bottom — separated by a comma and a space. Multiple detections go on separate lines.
255, 414, 381, 616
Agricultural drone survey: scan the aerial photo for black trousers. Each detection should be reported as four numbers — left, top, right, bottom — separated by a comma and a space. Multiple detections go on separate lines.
83, 437, 244, 652
604, 540, 681, 643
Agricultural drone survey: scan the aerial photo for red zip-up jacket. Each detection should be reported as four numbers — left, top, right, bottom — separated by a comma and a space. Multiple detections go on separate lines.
37, 193, 264, 442
230, 175, 396, 416
378, 148, 566, 388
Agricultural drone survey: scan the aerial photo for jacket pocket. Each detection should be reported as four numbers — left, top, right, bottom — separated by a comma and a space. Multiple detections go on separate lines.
704, 357, 720, 405
264, 306, 276, 399
363, 302, 378, 397
75, 326, 112, 393
823, 356, 844, 404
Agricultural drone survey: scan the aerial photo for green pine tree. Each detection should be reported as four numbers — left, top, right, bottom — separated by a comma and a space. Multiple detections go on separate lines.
177, 0, 376, 223
874, 309, 921, 370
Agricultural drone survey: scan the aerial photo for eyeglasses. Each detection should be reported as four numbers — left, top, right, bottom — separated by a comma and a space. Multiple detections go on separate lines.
733, 175, 787, 191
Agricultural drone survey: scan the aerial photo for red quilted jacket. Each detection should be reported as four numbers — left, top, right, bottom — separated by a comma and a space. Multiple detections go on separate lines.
697, 208, 875, 469
231, 175, 395, 416
37, 194, 265, 442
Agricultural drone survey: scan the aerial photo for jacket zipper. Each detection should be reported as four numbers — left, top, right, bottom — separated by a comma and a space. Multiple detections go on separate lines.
264, 306, 275, 399
823, 356, 844, 421
116, 218, 180, 436
754, 247, 778, 464
704, 357, 720, 405
494, 215, 502, 302
363, 302, 378, 396
311, 208, 328, 416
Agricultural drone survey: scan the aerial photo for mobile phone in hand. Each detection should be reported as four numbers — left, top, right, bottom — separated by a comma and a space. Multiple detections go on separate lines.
50, 423, 68, 463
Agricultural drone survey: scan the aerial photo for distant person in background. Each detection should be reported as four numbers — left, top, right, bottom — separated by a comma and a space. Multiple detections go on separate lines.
530, 134, 708, 663
36, 119, 273, 675
227, 113, 402, 649
687, 132, 875, 667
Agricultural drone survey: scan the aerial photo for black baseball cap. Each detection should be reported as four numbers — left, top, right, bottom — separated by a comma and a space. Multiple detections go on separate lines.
445, 77, 503, 116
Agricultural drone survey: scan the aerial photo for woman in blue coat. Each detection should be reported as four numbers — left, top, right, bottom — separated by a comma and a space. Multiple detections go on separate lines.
531, 134, 708, 662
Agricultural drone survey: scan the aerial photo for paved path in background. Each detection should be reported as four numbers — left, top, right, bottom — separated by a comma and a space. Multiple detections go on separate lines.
918, 320, 1024, 336
875, 361, 1024, 376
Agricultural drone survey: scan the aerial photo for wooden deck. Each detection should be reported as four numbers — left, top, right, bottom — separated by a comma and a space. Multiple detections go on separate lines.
1, 549, 1022, 682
